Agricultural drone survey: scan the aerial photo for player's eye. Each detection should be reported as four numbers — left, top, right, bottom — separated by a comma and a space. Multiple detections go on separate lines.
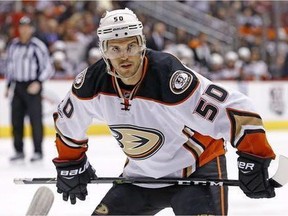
110, 47, 120, 54
127, 43, 139, 54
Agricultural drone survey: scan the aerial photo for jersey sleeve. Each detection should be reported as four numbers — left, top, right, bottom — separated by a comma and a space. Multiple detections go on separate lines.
175, 70, 275, 159
53, 90, 98, 160
53, 62, 108, 161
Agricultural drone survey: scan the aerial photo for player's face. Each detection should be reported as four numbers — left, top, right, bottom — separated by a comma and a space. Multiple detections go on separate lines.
106, 37, 143, 78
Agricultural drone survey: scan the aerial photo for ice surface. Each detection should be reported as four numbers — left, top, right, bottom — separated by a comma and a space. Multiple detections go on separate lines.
0, 131, 287, 216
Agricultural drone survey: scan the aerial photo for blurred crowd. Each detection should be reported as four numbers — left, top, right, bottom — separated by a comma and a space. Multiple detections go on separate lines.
0, 0, 288, 80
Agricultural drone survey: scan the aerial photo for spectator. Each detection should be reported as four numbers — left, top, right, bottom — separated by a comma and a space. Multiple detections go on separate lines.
237, 46, 251, 80
241, 48, 271, 80
221, 51, 241, 80
76, 47, 102, 73
50, 40, 76, 73
84, 32, 99, 59
51, 51, 74, 79
5, 16, 54, 162
146, 22, 167, 51
175, 27, 189, 44
45, 18, 60, 45
237, 6, 263, 47
281, 51, 288, 79
188, 32, 211, 67
164, 43, 196, 70
33, 13, 60, 47
51, 40, 66, 53
207, 53, 225, 80
270, 52, 286, 79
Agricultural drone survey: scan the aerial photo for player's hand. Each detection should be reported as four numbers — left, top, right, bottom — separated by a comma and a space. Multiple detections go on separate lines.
53, 154, 96, 204
237, 151, 275, 198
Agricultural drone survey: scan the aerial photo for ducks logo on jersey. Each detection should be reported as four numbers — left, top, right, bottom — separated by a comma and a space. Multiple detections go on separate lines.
169, 70, 193, 94
110, 124, 164, 160
73, 68, 87, 89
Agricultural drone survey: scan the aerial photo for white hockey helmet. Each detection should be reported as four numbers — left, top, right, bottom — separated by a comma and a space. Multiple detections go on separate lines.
97, 8, 146, 54
97, 8, 146, 78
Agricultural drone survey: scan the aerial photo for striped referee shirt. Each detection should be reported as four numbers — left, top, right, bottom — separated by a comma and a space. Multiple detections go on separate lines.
6, 37, 54, 87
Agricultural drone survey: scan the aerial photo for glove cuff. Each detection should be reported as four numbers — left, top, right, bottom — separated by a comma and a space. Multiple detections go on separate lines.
53, 154, 87, 168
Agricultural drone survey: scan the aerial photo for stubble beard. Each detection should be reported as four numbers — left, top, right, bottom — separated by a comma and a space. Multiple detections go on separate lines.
119, 59, 142, 84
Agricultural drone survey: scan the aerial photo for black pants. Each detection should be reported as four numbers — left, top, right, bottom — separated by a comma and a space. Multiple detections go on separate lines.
11, 82, 43, 154
92, 155, 228, 215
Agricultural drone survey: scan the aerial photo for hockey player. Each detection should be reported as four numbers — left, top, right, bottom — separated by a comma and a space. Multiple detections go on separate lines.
52, 8, 276, 215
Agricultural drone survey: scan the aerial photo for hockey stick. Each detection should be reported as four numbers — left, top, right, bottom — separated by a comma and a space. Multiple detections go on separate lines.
14, 155, 288, 187
26, 186, 54, 216
15, 176, 240, 186
15, 177, 239, 186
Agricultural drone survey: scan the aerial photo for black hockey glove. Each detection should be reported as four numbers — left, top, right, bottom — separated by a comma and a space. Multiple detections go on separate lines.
53, 154, 96, 204
237, 151, 275, 198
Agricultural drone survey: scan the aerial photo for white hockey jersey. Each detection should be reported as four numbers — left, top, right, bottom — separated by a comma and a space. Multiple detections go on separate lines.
54, 49, 275, 185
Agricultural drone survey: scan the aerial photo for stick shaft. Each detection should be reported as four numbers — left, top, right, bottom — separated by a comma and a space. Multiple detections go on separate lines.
13, 155, 288, 188
14, 177, 239, 186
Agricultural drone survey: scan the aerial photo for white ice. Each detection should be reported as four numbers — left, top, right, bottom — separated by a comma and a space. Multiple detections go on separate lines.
0, 131, 287, 216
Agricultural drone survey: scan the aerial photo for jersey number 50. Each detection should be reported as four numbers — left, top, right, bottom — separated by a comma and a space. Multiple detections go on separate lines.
194, 84, 228, 122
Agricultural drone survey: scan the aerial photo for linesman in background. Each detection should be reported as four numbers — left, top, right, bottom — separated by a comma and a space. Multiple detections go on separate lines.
5, 16, 54, 162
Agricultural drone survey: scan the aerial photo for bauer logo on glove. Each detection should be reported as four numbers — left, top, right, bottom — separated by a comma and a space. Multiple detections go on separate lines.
60, 159, 91, 178
238, 161, 255, 174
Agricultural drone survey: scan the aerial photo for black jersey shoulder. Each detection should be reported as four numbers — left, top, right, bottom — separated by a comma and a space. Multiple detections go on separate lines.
136, 49, 199, 104
72, 59, 114, 98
